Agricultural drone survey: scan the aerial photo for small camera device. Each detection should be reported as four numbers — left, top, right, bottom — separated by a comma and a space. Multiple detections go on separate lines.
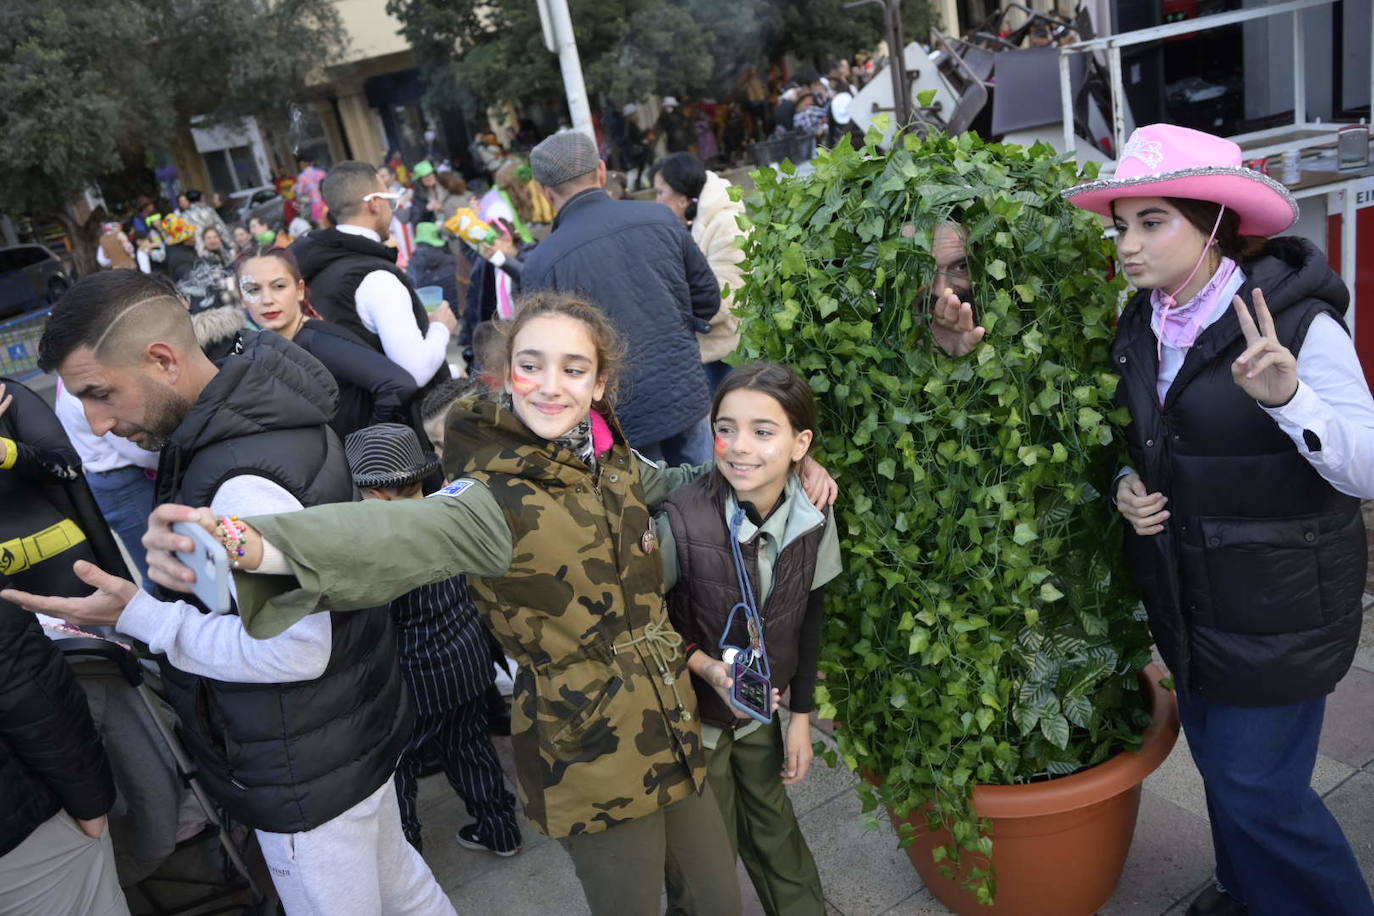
730, 658, 774, 724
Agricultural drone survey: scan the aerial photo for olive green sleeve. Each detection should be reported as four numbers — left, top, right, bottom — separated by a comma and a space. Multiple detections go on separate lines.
638, 456, 712, 507
654, 513, 679, 592
233, 480, 513, 638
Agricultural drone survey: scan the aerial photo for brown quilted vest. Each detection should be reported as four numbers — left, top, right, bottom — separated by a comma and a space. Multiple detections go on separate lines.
661, 473, 823, 728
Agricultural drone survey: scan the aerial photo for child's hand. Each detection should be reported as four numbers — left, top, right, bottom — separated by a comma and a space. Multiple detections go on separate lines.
782, 711, 814, 785
689, 650, 735, 708
798, 457, 837, 509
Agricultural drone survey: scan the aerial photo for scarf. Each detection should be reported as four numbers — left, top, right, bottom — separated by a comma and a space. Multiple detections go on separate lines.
1150, 256, 1239, 353
504, 392, 615, 472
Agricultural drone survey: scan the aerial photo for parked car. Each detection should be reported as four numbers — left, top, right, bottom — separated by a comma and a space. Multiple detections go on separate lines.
0, 244, 72, 320
230, 186, 285, 228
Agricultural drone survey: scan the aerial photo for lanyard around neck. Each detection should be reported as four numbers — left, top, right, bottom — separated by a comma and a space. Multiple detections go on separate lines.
720, 507, 771, 678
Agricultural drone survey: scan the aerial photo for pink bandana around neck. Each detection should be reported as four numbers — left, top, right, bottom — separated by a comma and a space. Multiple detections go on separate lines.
1150, 256, 1238, 353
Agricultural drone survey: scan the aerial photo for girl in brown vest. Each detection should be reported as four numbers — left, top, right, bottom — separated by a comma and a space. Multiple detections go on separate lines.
658, 362, 841, 916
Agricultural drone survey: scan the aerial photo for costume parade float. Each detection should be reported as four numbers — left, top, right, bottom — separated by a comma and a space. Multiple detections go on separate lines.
733, 130, 1177, 914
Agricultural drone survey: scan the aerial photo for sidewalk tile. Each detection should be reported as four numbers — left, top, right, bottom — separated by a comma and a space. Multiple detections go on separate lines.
1321, 667, 1374, 769
799, 788, 927, 915
1352, 606, 1374, 675
1099, 790, 1215, 916
1319, 771, 1374, 890
444, 840, 588, 914
785, 735, 860, 818
879, 889, 952, 914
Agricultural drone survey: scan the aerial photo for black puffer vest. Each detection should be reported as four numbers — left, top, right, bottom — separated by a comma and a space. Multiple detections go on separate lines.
154, 332, 412, 832
291, 227, 450, 387
661, 475, 824, 727
1112, 238, 1365, 707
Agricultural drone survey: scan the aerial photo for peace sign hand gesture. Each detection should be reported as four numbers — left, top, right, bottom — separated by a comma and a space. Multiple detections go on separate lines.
1231, 289, 1298, 407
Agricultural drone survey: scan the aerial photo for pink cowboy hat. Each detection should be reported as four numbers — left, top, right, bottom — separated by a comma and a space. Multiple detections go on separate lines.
1063, 123, 1298, 237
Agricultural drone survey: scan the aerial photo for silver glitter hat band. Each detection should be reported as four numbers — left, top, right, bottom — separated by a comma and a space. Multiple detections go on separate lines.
1062, 164, 1299, 235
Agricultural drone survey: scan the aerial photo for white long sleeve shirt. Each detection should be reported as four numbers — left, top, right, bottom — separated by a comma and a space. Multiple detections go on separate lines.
335, 223, 450, 386
1145, 269, 1374, 500
116, 475, 331, 682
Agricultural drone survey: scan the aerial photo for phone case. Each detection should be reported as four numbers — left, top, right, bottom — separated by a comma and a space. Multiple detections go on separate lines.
730, 660, 774, 724
172, 522, 231, 614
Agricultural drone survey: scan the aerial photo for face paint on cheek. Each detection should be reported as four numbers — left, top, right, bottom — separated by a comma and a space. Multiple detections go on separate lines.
238, 276, 262, 305
714, 435, 729, 456
510, 371, 538, 397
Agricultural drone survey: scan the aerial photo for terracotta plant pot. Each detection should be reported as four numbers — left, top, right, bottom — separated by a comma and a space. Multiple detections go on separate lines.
891, 665, 1179, 916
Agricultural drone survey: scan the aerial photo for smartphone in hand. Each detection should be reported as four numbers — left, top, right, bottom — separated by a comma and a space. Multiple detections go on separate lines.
172, 521, 231, 613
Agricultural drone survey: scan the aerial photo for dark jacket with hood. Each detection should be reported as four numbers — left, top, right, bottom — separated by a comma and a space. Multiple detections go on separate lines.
1112, 237, 1366, 707
0, 598, 116, 857
520, 189, 719, 446
290, 319, 420, 441
291, 227, 450, 389
152, 331, 412, 833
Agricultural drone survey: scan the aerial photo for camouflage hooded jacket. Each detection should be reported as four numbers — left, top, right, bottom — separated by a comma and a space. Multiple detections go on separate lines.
236, 397, 707, 838
448, 398, 706, 835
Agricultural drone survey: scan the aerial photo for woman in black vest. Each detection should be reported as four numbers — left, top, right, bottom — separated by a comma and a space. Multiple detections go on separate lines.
1066, 124, 1374, 916
235, 246, 423, 443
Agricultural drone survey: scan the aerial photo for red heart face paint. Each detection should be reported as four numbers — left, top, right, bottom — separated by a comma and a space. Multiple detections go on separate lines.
714, 434, 730, 456
510, 371, 539, 397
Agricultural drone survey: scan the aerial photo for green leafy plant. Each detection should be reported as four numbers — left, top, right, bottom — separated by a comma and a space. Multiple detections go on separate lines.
732, 130, 1155, 902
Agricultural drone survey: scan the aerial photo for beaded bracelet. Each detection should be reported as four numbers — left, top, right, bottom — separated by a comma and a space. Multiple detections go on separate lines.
215, 515, 248, 569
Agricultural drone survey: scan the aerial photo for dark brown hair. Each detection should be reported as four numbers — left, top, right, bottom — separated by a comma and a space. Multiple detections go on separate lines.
500, 292, 626, 409
234, 246, 319, 317
1164, 198, 1269, 262
710, 362, 819, 441
437, 171, 468, 197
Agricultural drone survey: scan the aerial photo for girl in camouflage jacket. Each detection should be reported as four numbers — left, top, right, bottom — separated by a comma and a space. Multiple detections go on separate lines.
147, 292, 837, 915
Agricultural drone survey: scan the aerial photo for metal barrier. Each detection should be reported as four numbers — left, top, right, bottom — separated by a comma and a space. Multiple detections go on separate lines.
0, 308, 50, 381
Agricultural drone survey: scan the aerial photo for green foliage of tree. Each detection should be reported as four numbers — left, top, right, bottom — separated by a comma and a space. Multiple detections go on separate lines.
0, 0, 346, 271
387, 0, 935, 113
731, 130, 1155, 901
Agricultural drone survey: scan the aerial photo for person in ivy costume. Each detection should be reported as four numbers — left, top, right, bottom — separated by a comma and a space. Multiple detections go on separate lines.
1067, 124, 1374, 916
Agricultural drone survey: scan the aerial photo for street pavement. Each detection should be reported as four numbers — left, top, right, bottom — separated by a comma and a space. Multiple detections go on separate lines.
421, 525, 1374, 915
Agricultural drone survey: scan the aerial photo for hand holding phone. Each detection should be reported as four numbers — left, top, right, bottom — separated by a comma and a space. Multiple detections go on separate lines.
172, 521, 231, 613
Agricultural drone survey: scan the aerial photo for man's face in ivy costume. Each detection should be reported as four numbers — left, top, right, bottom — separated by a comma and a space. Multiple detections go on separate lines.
932, 222, 973, 303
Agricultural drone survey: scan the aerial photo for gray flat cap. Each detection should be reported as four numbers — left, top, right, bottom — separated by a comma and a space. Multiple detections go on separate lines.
531, 130, 600, 187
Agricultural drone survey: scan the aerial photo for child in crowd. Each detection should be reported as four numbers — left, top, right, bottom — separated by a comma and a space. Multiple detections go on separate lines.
419, 377, 485, 466
418, 377, 517, 738
658, 362, 840, 916
343, 423, 522, 857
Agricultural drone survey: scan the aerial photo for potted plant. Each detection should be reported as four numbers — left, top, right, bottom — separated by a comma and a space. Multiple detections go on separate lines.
731, 131, 1179, 913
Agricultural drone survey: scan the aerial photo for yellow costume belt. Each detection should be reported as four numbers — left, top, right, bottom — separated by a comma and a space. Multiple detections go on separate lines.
0, 519, 86, 577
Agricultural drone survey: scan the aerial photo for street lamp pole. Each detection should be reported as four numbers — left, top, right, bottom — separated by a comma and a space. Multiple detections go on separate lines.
845, 0, 910, 128
535, 0, 596, 142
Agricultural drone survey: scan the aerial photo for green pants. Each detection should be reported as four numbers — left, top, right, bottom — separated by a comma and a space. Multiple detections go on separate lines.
708, 718, 825, 916
558, 783, 741, 916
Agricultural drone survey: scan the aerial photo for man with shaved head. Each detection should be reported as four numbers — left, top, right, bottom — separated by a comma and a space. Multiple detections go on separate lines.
7, 271, 456, 915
